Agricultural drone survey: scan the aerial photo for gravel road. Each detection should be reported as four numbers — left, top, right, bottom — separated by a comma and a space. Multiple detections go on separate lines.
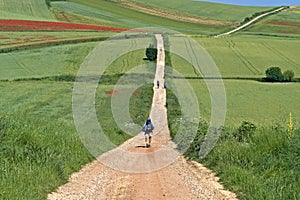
48, 34, 237, 200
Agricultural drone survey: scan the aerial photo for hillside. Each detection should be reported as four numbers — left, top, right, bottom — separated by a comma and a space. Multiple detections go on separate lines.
241, 6, 300, 36
0, 0, 54, 20
123, 0, 273, 22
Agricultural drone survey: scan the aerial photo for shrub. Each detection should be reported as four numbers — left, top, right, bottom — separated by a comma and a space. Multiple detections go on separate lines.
233, 121, 256, 142
265, 66, 284, 82
145, 44, 157, 61
283, 70, 295, 82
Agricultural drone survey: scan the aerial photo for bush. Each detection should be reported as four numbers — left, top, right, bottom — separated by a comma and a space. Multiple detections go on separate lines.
265, 66, 284, 82
283, 70, 295, 82
233, 121, 256, 142
145, 44, 157, 61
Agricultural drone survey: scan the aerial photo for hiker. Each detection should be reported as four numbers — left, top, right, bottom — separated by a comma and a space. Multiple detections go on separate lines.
157, 80, 160, 89
142, 118, 154, 147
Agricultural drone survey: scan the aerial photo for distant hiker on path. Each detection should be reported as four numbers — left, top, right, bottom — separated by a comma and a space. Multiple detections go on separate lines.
157, 80, 160, 89
142, 118, 154, 148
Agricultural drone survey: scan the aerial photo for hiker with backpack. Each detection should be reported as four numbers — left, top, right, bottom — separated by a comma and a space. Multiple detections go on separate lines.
142, 118, 154, 147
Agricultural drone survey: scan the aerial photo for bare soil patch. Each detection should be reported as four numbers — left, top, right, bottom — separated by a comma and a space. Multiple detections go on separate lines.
268, 20, 300, 28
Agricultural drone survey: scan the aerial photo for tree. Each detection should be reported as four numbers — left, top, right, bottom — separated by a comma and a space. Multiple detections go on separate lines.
145, 44, 157, 61
283, 70, 295, 82
265, 66, 284, 82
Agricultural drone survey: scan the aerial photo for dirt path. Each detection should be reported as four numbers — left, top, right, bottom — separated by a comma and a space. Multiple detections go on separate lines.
47, 34, 237, 200
216, 6, 285, 37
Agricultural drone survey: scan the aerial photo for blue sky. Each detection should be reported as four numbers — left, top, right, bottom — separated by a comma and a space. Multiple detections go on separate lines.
197, 0, 300, 6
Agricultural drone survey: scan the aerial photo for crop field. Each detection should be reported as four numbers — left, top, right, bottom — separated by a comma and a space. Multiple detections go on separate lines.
196, 36, 300, 77
0, 18, 127, 53
51, 1, 134, 28
52, 7, 117, 27
0, 42, 98, 80
0, 31, 113, 53
0, 0, 54, 20
65, 0, 230, 34
168, 35, 300, 127
127, 0, 272, 22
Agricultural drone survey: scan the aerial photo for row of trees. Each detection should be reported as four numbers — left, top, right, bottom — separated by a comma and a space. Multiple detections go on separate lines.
265, 67, 295, 82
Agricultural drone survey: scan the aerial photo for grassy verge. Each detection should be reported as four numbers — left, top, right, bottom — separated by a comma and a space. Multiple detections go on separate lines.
0, 81, 93, 199
189, 125, 300, 199
166, 73, 300, 199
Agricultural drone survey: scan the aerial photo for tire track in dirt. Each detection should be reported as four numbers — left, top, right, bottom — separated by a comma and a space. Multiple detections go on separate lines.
226, 38, 261, 75
262, 41, 299, 69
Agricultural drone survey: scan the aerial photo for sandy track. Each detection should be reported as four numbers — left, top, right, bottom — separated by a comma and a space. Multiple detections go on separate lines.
47, 34, 237, 200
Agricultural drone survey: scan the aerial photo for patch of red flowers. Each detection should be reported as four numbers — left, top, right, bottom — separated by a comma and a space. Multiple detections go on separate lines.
0, 19, 127, 32
105, 90, 119, 95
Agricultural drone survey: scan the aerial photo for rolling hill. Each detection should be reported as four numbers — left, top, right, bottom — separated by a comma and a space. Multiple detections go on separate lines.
0, 0, 54, 20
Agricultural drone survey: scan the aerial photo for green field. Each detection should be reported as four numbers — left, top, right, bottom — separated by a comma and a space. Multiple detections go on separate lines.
0, 42, 97, 80
0, 0, 54, 20
51, 1, 134, 28
0, 31, 112, 53
168, 35, 300, 127
0, 81, 94, 198
196, 36, 300, 77
57, 0, 230, 34
128, 0, 272, 22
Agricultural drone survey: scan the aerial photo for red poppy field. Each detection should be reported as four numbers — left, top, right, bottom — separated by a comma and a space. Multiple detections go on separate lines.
0, 19, 129, 52
0, 19, 127, 32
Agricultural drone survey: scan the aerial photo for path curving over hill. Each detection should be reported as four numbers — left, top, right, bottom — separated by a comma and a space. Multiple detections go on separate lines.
216, 6, 286, 37
47, 34, 237, 200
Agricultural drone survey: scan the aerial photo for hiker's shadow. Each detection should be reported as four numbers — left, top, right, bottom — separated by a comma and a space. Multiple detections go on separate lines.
135, 145, 147, 148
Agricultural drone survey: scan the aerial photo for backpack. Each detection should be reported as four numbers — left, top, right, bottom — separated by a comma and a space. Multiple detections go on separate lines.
146, 124, 153, 131
142, 123, 153, 132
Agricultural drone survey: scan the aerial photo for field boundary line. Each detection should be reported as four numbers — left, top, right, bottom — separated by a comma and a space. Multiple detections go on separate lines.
0, 36, 109, 53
